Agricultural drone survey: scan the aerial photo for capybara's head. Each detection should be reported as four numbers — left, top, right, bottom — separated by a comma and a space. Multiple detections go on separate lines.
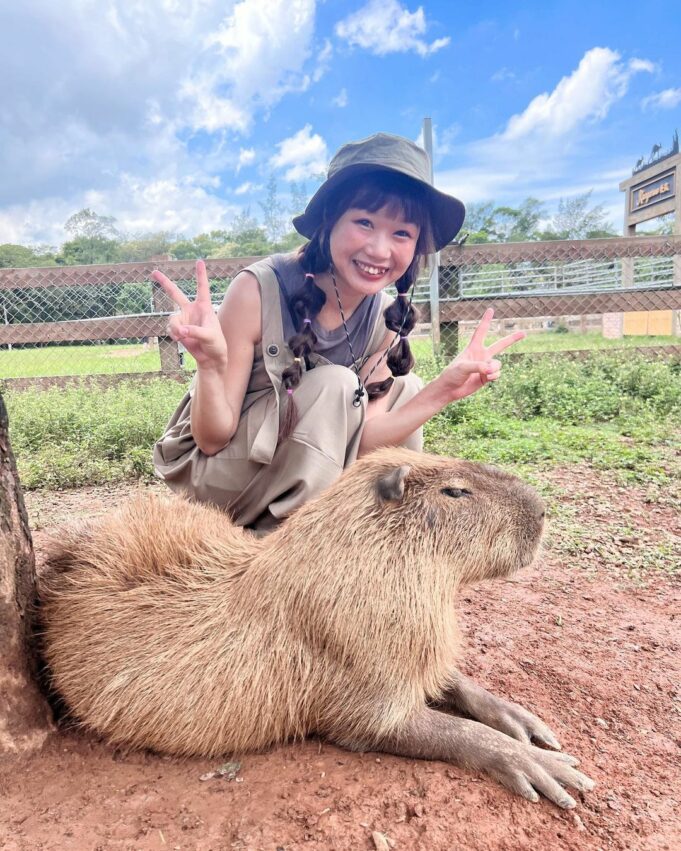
295, 447, 545, 585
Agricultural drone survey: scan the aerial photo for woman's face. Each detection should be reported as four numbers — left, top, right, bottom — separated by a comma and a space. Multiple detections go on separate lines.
328, 204, 420, 299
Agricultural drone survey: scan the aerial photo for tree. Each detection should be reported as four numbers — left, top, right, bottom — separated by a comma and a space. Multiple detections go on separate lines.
462, 199, 544, 243
288, 181, 309, 221
0, 393, 53, 755
0, 244, 57, 268
57, 236, 121, 266
220, 209, 271, 256
493, 198, 545, 242
117, 232, 177, 262
259, 175, 285, 242
64, 208, 120, 241
462, 202, 499, 243
544, 191, 616, 240
58, 209, 123, 266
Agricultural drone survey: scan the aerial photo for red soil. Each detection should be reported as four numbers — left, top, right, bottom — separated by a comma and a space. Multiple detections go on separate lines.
2, 473, 679, 851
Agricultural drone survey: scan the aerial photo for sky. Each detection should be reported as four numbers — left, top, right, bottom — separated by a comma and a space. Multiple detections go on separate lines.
2, 0, 680, 247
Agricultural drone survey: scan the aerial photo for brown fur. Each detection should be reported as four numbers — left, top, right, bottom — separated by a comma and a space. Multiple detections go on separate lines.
37, 447, 545, 758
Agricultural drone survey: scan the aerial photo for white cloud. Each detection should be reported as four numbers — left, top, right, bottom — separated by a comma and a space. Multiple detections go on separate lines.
184, 0, 317, 134
236, 148, 256, 173
0, 174, 241, 246
429, 50, 655, 229
313, 39, 333, 83
269, 125, 328, 181
332, 88, 349, 108
502, 48, 653, 140
629, 58, 657, 73
335, 0, 450, 57
0, 0, 332, 243
491, 67, 516, 83
234, 181, 263, 196
642, 87, 681, 110
414, 123, 460, 160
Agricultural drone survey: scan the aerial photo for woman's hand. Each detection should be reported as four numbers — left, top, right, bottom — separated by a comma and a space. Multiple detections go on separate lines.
151, 260, 228, 369
435, 308, 525, 402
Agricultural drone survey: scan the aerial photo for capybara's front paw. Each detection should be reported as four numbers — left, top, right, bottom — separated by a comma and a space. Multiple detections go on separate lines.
478, 696, 562, 750
485, 740, 595, 808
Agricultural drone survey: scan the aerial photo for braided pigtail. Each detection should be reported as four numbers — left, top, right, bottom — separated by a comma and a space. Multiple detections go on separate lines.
278, 269, 327, 442
365, 254, 421, 400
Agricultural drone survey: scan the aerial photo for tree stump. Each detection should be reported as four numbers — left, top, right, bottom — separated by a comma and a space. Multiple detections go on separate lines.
0, 392, 53, 755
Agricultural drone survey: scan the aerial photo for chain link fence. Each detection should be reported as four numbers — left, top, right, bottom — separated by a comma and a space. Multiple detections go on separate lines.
1, 236, 680, 387
433, 235, 681, 361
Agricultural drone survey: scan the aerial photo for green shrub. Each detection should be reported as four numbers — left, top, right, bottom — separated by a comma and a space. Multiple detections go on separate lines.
3, 350, 679, 490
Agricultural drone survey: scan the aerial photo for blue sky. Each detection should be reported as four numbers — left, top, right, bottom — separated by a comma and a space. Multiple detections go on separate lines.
2, 0, 680, 246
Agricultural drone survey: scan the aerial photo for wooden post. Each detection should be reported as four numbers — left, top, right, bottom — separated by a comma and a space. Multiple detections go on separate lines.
439, 260, 461, 360
0, 392, 53, 755
150, 256, 183, 376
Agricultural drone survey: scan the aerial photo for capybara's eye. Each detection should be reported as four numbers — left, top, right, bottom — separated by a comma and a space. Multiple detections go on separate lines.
441, 487, 472, 498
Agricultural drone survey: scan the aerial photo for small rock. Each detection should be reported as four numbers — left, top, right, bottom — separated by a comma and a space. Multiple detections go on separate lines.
607, 798, 622, 811
572, 813, 586, 832
371, 831, 394, 850
199, 760, 241, 782
595, 718, 608, 729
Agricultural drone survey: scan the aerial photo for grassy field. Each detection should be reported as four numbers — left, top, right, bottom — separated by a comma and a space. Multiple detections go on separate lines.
0, 343, 162, 378
0, 330, 679, 379
3, 348, 678, 485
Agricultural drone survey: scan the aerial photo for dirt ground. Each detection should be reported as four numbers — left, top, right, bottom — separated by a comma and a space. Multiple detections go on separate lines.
2, 468, 679, 851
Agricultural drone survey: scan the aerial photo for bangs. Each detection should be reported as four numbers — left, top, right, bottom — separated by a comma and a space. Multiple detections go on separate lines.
326, 171, 434, 252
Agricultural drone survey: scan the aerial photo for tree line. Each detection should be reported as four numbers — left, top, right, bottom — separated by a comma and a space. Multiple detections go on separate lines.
6, 184, 671, 273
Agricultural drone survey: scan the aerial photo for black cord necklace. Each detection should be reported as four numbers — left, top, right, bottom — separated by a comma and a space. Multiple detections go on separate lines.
329, 266, 415, 407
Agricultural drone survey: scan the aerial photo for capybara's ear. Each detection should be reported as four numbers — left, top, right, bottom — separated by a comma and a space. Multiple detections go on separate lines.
376, 465, 411, 503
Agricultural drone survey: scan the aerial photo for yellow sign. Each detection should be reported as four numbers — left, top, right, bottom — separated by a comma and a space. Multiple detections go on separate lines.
631, 171, 675, 211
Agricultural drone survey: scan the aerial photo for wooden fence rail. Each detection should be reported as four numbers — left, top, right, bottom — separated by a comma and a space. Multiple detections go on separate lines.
1, 236, 680, 382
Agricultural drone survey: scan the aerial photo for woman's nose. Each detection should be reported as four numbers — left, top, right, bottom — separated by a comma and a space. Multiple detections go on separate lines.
365, 231, 391, 260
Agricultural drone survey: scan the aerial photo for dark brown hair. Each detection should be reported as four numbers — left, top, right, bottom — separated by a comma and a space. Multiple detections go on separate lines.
279, 171, 435, 441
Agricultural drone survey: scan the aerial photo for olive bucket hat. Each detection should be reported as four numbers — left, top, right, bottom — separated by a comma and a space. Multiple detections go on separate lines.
292, 132, 465, 251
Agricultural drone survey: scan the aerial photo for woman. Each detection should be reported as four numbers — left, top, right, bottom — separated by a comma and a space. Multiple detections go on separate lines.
152, 133, 524, 533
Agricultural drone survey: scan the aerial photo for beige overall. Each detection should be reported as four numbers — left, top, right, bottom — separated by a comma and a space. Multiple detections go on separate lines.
153, 258, 423, 532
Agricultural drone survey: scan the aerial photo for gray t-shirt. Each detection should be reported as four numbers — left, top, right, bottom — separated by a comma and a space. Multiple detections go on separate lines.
270, 253, 384, 368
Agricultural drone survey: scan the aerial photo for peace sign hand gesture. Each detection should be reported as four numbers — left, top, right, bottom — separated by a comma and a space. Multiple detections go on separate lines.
437, 308, 524, 402
151, 260, 228, 369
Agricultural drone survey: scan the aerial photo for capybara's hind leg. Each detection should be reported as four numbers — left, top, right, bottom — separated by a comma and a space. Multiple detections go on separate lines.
352, 706, 594, 810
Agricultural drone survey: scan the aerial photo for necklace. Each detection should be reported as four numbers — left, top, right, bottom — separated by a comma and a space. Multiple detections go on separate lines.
329, 266, 415, 407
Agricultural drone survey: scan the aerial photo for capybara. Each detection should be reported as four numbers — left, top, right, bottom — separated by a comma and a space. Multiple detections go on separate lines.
38, 447, 594, 808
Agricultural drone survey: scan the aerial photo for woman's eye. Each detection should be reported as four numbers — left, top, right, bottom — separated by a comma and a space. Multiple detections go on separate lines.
355, 218, 372, 228
396, 230, 414, 239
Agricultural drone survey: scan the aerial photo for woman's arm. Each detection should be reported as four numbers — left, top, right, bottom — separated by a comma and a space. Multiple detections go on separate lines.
359, 372, 452, 456
151, 263, 262, 456
190, 272, 262, 454
358, 309, 524, 456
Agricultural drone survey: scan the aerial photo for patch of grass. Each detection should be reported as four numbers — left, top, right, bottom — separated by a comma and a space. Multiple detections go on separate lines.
5, 378, 188, 488
3, 350, 679, 499
0, 343, 163, 378
546, 506, 679, 580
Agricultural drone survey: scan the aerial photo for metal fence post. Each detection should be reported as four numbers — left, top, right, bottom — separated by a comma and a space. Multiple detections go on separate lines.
422, 118, 441, 357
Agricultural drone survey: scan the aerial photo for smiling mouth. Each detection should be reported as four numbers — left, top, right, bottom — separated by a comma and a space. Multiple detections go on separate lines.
353, 260, 389, 276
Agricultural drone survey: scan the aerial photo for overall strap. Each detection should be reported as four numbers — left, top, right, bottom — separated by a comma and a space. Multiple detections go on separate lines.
241, 258, 293, 463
